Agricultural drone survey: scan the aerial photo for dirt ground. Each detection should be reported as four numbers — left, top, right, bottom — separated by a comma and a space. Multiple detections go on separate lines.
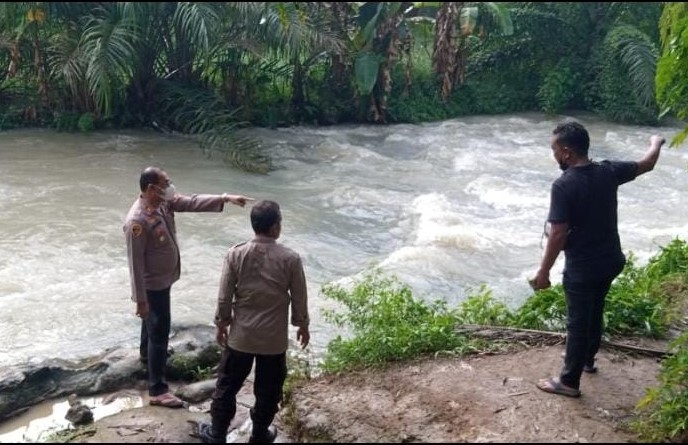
66, 340, 663, 443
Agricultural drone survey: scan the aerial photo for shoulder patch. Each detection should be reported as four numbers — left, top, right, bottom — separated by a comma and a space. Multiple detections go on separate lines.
131, 223, 143, 238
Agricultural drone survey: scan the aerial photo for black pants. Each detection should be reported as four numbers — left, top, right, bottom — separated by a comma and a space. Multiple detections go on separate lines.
560, 266, 620, 389
140, 287, 171, 397
210, 347, 287, 436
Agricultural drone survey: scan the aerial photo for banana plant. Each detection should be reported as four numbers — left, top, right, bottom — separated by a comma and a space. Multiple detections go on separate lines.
349, 1, 414, 122
0, 2, 51, 116
414, 1, 513, 100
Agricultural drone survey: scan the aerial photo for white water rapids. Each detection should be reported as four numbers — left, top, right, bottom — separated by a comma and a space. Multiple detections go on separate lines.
1, 112, 687, 368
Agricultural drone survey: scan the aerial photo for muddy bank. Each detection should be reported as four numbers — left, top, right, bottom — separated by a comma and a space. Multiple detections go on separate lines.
53, 342, 663, 443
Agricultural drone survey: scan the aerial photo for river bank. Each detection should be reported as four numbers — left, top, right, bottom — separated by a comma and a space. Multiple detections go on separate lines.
3, 334, 667, 444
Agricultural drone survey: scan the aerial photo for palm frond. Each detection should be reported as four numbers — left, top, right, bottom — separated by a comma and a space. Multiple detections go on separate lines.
47, 30, 85, 99
156, 80, 271, 174
606, 24, 658, 108
80, 5, 139, 115
476, 2, 514, 36
250, 2, 344, 59
172, 2, 221, 53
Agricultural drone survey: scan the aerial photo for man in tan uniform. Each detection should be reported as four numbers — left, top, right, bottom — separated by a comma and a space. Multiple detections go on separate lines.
197, 200, 309, 444
124, 166, 253, 408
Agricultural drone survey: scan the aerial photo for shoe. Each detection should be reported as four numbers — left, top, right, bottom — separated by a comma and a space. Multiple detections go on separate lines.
149, 392, 184, 408
197, 421, 226, 444
536, 377, 581, 398
248, 425, 277, 443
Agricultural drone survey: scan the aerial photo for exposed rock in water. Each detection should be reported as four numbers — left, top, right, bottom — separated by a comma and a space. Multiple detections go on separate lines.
0, 324, 221, 421
65, 394, 94, 426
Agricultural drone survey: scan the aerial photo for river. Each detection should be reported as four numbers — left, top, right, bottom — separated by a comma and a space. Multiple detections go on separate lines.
1, 112, 687, 368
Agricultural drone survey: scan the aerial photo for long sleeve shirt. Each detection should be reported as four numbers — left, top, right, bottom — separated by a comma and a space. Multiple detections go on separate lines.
124, 194, 225, 302
215, 235, 309, 355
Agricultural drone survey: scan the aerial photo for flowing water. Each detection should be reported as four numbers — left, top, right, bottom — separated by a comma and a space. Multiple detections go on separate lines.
1, 112, 688, 442
1, 112, 687, 371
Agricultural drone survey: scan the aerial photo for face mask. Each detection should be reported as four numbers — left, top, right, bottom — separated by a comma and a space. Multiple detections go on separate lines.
155, 184, 176, 201
164, 184, 177, 201
558, 161, 569, 172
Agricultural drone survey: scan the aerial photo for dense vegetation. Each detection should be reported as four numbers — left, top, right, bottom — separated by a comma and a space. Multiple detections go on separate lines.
3, 2, 687, 442
0, 2, 669, 172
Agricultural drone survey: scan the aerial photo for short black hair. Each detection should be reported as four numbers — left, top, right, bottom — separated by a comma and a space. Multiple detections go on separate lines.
250, 200, 282, 234
552, 121, 590, 157
139, 167, 163, 192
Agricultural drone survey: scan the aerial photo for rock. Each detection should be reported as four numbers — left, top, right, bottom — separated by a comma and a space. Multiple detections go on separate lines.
65, 394, 94, 426
0, 324, 218, 421
175, 379, 218, 403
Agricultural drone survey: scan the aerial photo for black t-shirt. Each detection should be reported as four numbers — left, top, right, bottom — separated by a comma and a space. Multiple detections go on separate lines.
547, 160, 638, 278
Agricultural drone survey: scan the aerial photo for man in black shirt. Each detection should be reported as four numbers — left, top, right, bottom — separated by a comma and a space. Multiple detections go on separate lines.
531, 121, 665, 397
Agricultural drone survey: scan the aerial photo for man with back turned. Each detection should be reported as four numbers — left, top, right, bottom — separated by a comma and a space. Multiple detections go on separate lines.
531, 121, 665, 398
198, 199, 310, 443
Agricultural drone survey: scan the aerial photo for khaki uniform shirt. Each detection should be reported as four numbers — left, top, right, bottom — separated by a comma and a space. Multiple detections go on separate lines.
215, 236, 309, 355
124, 194, 225, 303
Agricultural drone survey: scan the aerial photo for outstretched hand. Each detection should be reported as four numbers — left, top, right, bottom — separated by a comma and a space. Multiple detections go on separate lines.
223, 194, 255, 207
650, 135, 666, 147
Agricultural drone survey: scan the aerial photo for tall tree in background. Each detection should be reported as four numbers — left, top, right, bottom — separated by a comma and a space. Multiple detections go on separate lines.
431, 1, 513, 101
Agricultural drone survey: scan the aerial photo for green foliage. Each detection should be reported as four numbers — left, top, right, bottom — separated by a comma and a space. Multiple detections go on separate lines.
320, 239, 688, 377
511, 285, 568, 331
166, 346, 221, 382
0, 1, 672, 151
0, 105, 28, 130
320, 270, 475, 373
585, 36, 659, 125
457, 285, 513, 326
606, 239, 688, 337
536, 60, 579, 114
190, 365, 215, 381
656, 2, 688, 147
386, 73, 477, 123
510, 239, 688, 337
53, 111, 81, 132
632, 331, 688, 443
40, 424, 97, 443
77, 113, 95, 133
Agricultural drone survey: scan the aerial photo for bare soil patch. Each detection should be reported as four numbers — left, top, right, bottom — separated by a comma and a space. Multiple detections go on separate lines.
68, 341, 662, 443
289, 344, 661, 443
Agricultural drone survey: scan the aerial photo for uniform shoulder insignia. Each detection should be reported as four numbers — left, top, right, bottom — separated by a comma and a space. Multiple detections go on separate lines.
130, 223, 143, 238
231, 241, 247, 249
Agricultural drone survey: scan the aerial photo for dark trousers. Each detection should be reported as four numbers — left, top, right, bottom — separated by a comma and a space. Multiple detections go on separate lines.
210, 347, 287, 436
140, 287, 171, 397
560, 270, 618, 389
